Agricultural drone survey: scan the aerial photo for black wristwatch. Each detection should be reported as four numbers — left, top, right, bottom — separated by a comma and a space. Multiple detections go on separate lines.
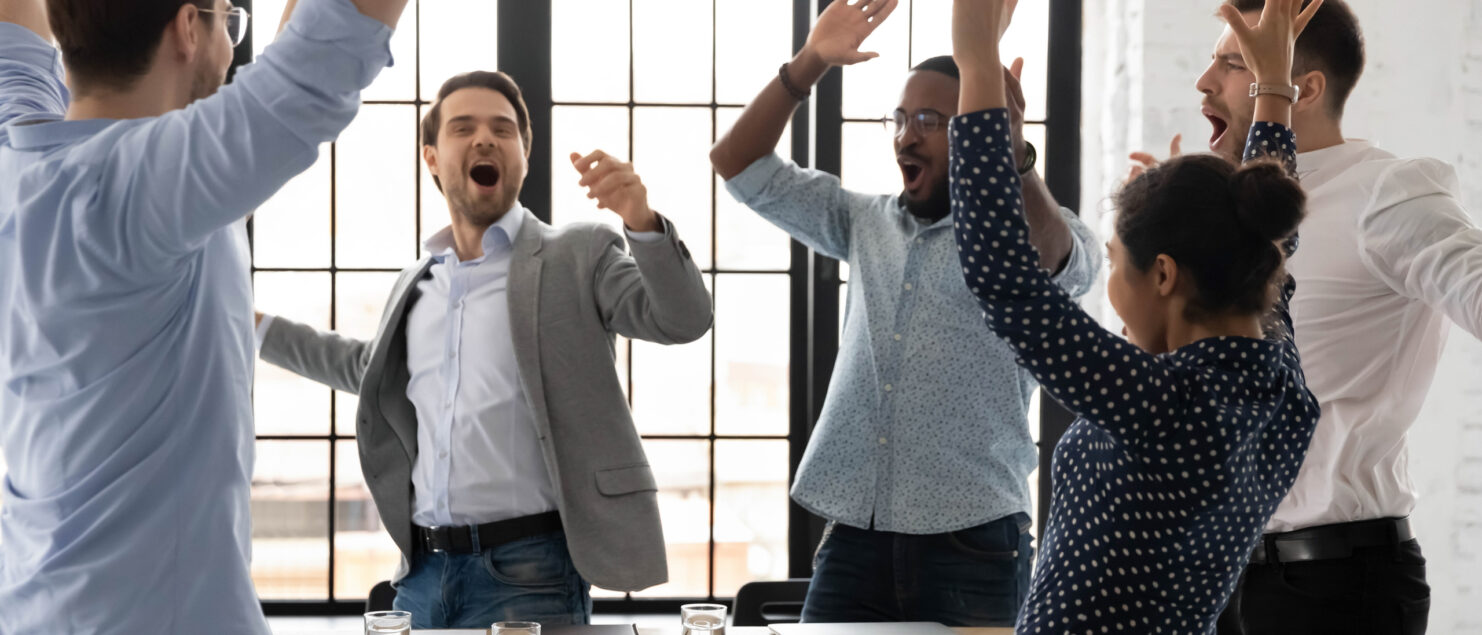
1018, 141, 1037, 176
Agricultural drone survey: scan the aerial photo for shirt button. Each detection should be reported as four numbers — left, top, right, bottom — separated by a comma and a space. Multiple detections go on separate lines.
893, 334, 902, 341
879, 437, 889, 445
915, 238, 924, 245
883, 384, 893, 392
903, 283, 913, 291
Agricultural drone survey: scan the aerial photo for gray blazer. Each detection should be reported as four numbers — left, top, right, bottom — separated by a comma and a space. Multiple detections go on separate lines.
258, 209, 713, 591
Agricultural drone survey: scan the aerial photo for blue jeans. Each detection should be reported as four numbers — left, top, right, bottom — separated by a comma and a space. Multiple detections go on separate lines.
392, 529, 591, 629
801, 514, 1033, 627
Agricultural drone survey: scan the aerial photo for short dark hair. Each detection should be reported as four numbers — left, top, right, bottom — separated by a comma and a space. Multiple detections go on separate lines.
911, 55, 960, 80
420, 71, 533, 192
1114, 155, 1306, 320
1228, 0, 1365, 117
47, 0, 213, 92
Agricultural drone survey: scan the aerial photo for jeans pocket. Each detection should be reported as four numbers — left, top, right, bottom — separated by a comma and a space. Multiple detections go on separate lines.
482, 534, 572, 588
944, 522, 1021, 561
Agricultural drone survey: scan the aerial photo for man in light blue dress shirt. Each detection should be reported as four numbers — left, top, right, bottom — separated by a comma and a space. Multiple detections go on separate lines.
710, 0, 1100, 626
0, 0, 406, 632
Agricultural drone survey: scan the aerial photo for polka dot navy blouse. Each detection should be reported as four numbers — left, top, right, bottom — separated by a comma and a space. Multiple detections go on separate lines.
949, 110, 1320, 634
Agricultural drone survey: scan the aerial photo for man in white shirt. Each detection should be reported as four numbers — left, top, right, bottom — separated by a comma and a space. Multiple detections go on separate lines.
254, 71, 713, 628
1176, 1, 1482, 633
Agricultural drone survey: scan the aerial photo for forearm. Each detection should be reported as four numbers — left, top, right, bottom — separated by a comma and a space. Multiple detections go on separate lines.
0, 0, 49, 41
259, 316, 371, 395
278, 0, 301, 33
348, 0, 411, 28
1021, 170, 1073, 272
710, 48, 828, 179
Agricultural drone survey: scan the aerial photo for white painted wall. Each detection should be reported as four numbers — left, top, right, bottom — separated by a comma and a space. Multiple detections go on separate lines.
1079, 1, 1482, 630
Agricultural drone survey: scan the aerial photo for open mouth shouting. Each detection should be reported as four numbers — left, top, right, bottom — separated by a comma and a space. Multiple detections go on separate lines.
898, 155, 928, 196
1203, 105, 1231, 152
469, 161, 501, 194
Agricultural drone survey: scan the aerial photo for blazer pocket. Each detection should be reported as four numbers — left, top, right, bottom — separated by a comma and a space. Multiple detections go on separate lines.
595, 465, 658, 497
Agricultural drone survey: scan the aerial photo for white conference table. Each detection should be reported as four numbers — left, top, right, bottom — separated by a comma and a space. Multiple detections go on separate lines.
414, 628, 1014, 634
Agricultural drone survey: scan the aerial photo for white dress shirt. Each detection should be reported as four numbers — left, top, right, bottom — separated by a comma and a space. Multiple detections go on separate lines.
258, 208, 664, 529
1271, 140, 1482, 532
405, 208, 553, 527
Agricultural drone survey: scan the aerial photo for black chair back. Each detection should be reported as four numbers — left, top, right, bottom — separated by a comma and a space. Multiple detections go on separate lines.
366, 580, 397, 613
732, 578, 810, 627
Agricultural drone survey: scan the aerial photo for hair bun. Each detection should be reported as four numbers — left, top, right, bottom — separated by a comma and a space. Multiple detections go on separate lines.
1229, 160, 1307, 242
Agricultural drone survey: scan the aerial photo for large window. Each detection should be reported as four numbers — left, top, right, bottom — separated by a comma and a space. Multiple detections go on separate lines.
0, 0, 1080, 613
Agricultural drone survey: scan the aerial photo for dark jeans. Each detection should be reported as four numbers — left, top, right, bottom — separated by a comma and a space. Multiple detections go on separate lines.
1216, 538, 1430, 635
392, 529, 591, 629
800, 513, 1033, 627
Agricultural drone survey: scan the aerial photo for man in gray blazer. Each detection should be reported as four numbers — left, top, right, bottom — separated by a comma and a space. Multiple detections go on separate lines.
253, 71, 712, 629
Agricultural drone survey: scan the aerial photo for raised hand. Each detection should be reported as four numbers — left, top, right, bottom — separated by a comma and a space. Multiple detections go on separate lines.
803, 0, 899, 67
1126, 134, 1183, 183
1218, 0, 1324, 84
1004, 57, 1029, 164
952, 0, 1018, 72
570, 151, 662, 233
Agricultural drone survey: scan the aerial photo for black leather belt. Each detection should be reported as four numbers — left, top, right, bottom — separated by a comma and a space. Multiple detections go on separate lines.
415, 511, 562, 554
1250, 517, 1414, 564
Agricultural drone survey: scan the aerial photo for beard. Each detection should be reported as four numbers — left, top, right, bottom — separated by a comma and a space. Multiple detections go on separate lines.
902, 175, 952, 223
190, 63, 225, 103
446, 180, 516, 228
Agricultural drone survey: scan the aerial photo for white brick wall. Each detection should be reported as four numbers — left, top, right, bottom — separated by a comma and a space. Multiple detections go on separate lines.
1080, 1, 1482, 630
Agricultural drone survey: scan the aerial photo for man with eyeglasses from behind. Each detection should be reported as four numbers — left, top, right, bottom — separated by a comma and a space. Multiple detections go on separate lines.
708, 0, 1099, 626
0, 0, 407, 632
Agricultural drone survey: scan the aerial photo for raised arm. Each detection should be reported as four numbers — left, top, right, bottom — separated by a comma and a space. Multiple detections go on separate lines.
116, 0, 403, 258
709, 0, 897, 179
1221, 0, 1323, 345
0, 0, 48, 40
950, 0, 1181, 448
347, 0, 409, 28
0, 0, 66, 127
573, 150, 714, 344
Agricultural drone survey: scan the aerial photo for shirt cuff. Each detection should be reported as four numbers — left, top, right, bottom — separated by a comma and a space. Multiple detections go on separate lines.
722, 152, 788, 203
254, 314, 277, 354
280, 0, 396, 86
1048, 207, 1101, 298
0, 22, 63, 71
625, 228, 665, 244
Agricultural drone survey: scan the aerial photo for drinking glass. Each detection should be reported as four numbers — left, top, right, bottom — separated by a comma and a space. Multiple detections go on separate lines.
364, 610, 411, 635
680, 603, 727, 634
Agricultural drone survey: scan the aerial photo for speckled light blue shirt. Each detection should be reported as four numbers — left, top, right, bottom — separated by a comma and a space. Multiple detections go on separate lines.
724, 153, 1101, 533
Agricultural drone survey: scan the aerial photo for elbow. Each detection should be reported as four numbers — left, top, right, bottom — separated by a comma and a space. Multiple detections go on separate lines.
709, 140, 740, 181
669, 303, 715, 345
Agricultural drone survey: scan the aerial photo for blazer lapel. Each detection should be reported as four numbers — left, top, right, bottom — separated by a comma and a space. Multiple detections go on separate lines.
508, 210, 549, 437
370, 257, 435, 465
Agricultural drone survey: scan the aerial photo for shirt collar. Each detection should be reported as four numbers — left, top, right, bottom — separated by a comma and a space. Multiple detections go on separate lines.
1297, 139, 1372, 176
6, 116, 118, 151
424, 204, 526, 264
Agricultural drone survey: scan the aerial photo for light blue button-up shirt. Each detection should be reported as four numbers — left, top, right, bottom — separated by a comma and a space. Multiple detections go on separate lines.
0, 2, 392, 633
724, 153, 1101, 533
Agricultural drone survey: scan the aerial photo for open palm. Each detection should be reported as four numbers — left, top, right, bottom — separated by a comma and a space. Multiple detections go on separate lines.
804, 0, 899, 67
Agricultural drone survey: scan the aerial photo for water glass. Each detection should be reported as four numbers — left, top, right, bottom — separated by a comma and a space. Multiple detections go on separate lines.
680, 603, 727, 634
492, 621, 542, 634
364, 610, 411, 635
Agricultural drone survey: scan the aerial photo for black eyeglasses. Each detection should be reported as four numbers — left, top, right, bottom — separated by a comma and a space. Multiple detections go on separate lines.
199, 6, 251, 47
883, 110, 949, 138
